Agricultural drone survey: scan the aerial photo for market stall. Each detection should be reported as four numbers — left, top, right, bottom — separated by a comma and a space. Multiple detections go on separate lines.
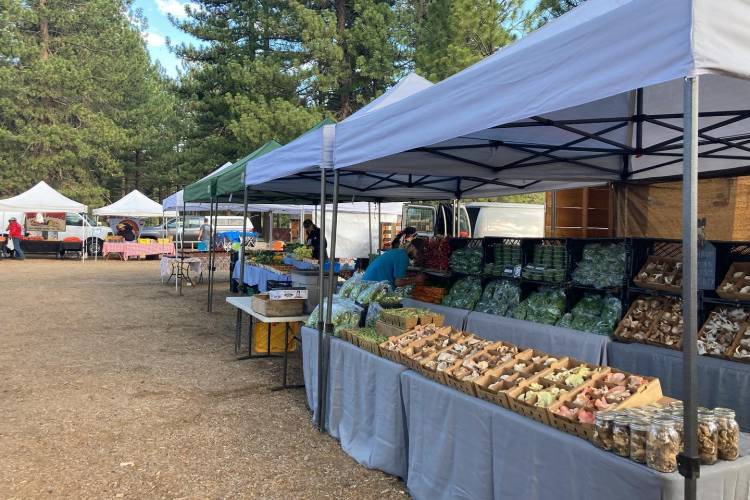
0, 181, 88, 260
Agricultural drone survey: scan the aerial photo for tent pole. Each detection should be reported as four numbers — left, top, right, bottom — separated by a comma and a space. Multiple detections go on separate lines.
322, 170, 340, 433
211, 197, 219, 310
240, 187, 248, 295
299, 207, 305, 244
180, 199, 186, 296
679, 75, 700, 500
368, 202, 373, 256
316, 169, 328, 432
94, 216, 98, 262
207, 197, 215, 312
377, 202, 381, 251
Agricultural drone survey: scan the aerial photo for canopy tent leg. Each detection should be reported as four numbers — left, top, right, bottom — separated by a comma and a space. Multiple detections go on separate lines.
377, 202, 381, 251
368, 202, 373, 256
211, 197, 219, 310
322, 170, 340, 433
179, 199, 186, 296
239, 187, 248, 294
207, 197, 215, 312
316, 169, 328, 432
678, 76, 700, 499
299, 207, 305, 244
94, 216, 98, 261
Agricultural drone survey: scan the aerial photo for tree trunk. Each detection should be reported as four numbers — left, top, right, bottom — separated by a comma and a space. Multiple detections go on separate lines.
336, 0, 350, 118
39, 0, 49, 60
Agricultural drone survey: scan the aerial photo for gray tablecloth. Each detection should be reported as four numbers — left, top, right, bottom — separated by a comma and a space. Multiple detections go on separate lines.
401, 298, 470, 330
464, 311, 610, 365
300, 326, 408, 479
401, 370, 750, 500
232, 263, 291, 292
608, 341, 750, 432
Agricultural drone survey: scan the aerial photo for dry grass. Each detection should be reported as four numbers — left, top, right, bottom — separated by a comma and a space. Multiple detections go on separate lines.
0, 258, 408, 499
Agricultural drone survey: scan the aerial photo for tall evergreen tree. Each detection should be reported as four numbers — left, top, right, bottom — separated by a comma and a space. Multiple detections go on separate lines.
533, 0, 584, 25
413, 0, 529, 82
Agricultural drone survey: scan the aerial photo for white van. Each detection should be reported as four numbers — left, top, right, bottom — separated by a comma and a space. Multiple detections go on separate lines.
402, 202, 544, 238
1, 211, 112, 256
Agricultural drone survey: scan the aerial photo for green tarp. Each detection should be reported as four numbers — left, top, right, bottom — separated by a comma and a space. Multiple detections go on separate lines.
183, 140, 282, 202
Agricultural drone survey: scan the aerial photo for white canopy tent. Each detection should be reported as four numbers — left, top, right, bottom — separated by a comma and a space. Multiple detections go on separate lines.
93, 190, 164, 218
0, 181, 87, 212
240, 1, 750, 488
0, 181, 89, 260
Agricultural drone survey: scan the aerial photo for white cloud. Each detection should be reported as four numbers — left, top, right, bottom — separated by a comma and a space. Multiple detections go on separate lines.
142, 31, 167, 47
155, 0, 198, 19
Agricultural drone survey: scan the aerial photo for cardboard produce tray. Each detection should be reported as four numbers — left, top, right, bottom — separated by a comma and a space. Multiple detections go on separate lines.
443, 341, 520, 397
474, 351, 567, 408
547, 371, 663, 441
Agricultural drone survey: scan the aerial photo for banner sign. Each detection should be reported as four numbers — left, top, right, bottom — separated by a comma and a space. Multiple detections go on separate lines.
25, 212, 66, 232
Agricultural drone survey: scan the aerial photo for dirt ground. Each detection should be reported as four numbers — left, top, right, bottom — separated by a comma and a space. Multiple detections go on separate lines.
0, 258, 408, 499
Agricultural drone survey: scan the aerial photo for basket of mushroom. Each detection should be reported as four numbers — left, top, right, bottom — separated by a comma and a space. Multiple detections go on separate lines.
730, 325, 750, 363
399, 327, 462, 370
633, 256, 683, 293
475, 351, 562, 408
419, 335, 492, 384
647, 298, 683, 350
717, 263, 750, 300
614, 296, 665, 344
378, 323, 445, 363
698, 307, 749, 359
443, 341, 519, 396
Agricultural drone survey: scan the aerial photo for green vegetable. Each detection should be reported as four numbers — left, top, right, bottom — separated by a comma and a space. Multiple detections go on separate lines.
356, 280, 392, 304
522, 244, 567, 283
474, 279, 520, 316
572, 242, 627, 289
338, 272, 363, 299
449, 246, 484, 274
351, 327, 388, 344
292, 246, 313, 260
442, 276, 483, 309
306, 298, 363, 334
555, 293, 622, 335
513, 287, 566, 325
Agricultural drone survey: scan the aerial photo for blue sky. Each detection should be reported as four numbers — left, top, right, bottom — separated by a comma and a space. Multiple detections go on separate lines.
133, 0, 200, 78
135, 0, 541, 79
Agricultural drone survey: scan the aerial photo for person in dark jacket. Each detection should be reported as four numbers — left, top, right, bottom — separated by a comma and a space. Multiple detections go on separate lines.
303, 219, 327, 260
391, 226, 417, 249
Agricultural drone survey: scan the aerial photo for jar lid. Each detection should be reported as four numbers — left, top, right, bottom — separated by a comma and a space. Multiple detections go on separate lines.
630, 417, 650, 430
698, 412, 717, 423
595, 411, 616, 422
651, 416, 675, 428
714, 407, 736, 418
614, 414, 631, 425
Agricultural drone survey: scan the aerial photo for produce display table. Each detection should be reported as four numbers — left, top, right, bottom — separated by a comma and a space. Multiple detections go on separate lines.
401, 370, 750, 500
228, 296, 306, 390
608, 341, 750, 432
300, 326, 409, 479
401, 298, 471, 330
465, 310, 610, 365
232, 262, 291, 292
103, 241, 175, 260
1, 239, 82, 257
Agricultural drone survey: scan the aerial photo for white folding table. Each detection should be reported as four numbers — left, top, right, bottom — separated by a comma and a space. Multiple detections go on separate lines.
226, 296, 308, 390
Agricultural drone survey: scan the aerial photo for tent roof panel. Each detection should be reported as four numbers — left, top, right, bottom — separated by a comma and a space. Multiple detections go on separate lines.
0, 181, 87, 212
93, 190, 164, 217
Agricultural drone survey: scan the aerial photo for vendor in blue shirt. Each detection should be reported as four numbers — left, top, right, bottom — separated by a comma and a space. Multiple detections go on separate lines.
363, 240, 423, 287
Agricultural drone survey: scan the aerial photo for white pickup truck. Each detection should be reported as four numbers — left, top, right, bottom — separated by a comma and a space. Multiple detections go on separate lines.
1, 212, 112, 256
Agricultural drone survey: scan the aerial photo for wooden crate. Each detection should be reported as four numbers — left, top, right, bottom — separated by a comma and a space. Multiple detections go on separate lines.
613, 295, 668, 345
729, 330, 750, 364
251, 294, 304, 317
632, 255, 682, 293
697, 308, 748, 360
716, 262, 750, 300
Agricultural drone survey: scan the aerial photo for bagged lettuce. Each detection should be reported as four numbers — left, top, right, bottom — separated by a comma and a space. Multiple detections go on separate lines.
442, 276, 483, 310
474, 279, 521, 316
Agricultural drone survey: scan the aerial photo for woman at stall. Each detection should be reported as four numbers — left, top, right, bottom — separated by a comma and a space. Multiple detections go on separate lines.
363, 239, 423, 287
391, 226, 417, 249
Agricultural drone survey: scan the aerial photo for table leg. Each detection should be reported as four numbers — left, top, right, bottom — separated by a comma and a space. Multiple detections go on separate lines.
266, 323, 271, 357
234, 309, 242, 354
270, 323, 304, 391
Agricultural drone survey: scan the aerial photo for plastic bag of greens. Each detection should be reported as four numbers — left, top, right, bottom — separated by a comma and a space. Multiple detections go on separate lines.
557, 313, 573, 329
511, 301, 528, 320
449, 247, 484, 274
365, 302, 385, 327
393, 285, 414, 298
474, 279, 520, 316
572, 242, 627, 289
338, 272, 364, 299
305, 297, 363, 335
522, 287, 566, 325
349, 279, 373, 300
594, 295, 622, 335
357, 280, 392, 305
442, 276, 483, 310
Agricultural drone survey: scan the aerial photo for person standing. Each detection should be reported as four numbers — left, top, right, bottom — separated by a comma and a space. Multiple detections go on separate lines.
363, 241, 423, 287
303, 219, 327, 260
197, 217, 212, 251
5, 217, 24, 260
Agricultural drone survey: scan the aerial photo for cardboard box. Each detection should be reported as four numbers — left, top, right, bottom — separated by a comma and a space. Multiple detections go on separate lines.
251, 293, 304, 317
269, 288, 309, 300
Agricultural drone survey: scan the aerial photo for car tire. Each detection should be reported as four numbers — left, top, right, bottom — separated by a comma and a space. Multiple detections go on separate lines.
86, 238, 102, 257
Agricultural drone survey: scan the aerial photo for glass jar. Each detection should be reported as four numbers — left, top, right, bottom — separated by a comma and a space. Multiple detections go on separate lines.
647, 417, 679, 473
670, 411, 684, 452
629, 417, 649, 463
612, 414, 631, 457
594, 411, 615, 451
715, 408, 739, 461
698, 413, 719, 465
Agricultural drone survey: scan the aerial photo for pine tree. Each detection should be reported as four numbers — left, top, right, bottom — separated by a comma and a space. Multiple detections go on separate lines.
414, 0, 530, 82
533, 0, 584, 25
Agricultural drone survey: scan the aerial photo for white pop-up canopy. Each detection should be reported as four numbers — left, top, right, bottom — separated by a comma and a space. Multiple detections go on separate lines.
93, 190, 164, 217
0, 181, 87, 213
241, 73, 467, 199
333, 0, 750, 187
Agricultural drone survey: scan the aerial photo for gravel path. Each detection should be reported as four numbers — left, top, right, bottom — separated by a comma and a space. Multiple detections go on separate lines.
0, 259, 408, 499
